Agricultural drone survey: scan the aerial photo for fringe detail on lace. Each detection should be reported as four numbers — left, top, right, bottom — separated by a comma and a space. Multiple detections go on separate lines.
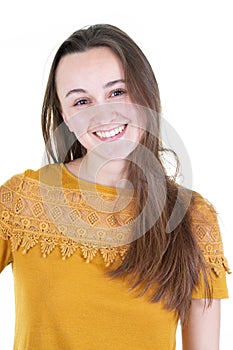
0, 219, 129, 266
206, 255, 231, 277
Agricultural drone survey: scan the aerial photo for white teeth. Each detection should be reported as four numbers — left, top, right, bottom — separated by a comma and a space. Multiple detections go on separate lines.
95, 125, 125, 139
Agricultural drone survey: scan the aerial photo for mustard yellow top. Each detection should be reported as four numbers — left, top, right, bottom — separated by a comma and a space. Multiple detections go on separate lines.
0, 164, 230, 350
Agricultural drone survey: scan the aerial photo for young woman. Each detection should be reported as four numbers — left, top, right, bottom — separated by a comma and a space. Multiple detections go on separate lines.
0, 24, 230, 349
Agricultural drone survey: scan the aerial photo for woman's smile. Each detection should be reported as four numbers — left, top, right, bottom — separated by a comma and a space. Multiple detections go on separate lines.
93, 124, 127, 141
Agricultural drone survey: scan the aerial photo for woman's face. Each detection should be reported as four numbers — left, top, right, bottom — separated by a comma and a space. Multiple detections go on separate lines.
56, 46, 145, 159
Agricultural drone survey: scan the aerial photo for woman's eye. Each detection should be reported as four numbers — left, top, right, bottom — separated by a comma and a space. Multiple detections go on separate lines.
74, 99, 89, 106
111, 89, 126, 97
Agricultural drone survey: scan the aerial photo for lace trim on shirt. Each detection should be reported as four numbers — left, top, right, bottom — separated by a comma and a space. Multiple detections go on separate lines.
0, 174, 231, 274
0, 208, 130, 266
0, 174, 133, 266
189, 194, 231, 277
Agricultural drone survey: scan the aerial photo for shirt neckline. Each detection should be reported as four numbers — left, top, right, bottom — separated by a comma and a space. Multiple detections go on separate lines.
61, 163, 134, 196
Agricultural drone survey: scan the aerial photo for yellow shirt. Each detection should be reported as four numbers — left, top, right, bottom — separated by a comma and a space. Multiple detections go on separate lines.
0, 164, 230, 350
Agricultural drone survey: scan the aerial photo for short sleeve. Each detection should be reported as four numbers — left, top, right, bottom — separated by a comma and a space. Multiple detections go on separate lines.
0, 174, 23, 272
189, 192, 231, 299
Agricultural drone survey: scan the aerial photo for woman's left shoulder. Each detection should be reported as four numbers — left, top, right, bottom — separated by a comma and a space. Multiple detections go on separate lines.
188, 190, 218, 224
187, 190, 231, 279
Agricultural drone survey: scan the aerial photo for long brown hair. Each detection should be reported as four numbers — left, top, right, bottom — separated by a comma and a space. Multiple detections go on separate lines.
41, 24, 211, 323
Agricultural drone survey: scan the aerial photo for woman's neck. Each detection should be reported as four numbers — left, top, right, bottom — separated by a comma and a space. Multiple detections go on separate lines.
67, 153, 129, 188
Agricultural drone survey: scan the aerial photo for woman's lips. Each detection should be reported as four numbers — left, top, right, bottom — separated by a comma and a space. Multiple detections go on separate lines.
93, 124, 127, 141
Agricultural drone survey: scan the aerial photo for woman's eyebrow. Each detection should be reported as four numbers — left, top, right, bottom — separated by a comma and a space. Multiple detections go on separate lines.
65, 88, 86, 98
65, 79, 125, 98
103, 79, 125, 89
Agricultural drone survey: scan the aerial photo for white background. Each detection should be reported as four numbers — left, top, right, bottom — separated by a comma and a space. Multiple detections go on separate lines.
0, 0, 232, 348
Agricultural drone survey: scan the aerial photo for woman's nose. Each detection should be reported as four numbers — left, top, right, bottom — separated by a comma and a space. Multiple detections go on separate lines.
90, 103, 120, 126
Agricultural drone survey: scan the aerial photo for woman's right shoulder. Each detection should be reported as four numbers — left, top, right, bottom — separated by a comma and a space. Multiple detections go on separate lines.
0, 163, 62, 192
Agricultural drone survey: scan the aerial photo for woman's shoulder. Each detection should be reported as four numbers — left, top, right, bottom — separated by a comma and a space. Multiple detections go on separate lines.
174, 185, 221, 242
187, 191, 231, 298
186, 190, 231, 278
187, 189, 221, 243
0, 164, 63, 191
188, 190, 219, 226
